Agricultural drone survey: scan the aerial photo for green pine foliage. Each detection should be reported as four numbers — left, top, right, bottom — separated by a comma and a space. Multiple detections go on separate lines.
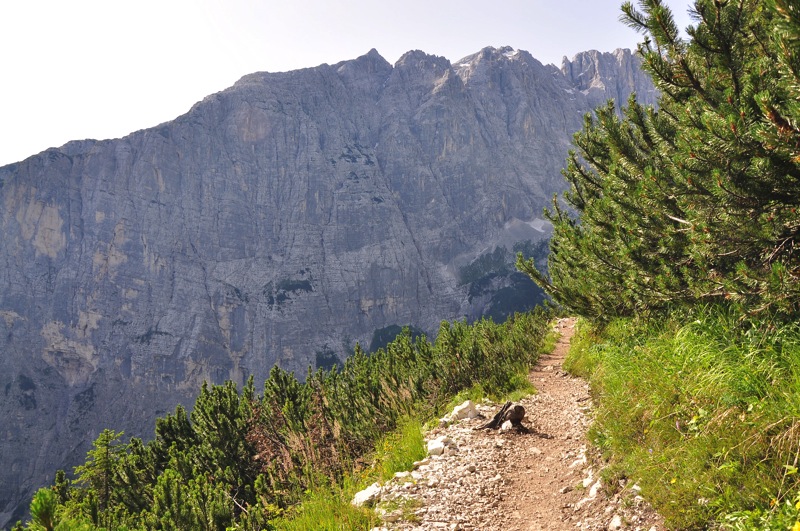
519, 0, 800, 320
28, 488, 57, 531
20, 311, 548, 530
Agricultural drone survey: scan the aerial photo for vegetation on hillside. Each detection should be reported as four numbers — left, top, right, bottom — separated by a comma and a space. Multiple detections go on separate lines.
15, 312, 548, 530
519, 0, 800, 320
567, 309, 800, 528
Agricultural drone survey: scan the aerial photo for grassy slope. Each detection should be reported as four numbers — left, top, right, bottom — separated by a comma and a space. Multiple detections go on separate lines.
566, 308, 800, 529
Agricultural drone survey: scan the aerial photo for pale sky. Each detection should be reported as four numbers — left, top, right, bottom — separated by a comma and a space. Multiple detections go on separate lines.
0, 0, 693, 167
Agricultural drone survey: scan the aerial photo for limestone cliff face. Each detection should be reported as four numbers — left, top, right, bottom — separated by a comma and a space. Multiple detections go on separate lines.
0, 46, 654, 525
561, 48, 658, 109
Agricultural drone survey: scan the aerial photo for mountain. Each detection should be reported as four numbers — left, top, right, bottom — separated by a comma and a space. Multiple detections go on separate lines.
561, 48, 658, 109
0, 46, 654, 526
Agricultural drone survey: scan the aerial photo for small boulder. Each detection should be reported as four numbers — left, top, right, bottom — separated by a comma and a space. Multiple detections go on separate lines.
450, 400, 479, 421
352, 482, 382, 507
608, 514, 623, 530
427, 435, 456, 456
589, 479, 603, 498
412, 457, 430, 469
427, 438, 446, 456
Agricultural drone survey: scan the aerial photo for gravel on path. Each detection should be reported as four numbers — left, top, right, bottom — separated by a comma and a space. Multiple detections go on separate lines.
365, 318, 664, 531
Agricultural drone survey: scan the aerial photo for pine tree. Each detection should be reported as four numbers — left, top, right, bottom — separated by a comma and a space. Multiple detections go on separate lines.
189, 379, 259, 519
521, 0, 800, 319
28, 488, 57, 531
52, 470, 69, 505
73, 429, 127, 529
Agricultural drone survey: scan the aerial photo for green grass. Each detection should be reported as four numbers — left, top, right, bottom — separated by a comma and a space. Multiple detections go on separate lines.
569, 307, 800, 529
443, 383, 488, 413
376, 496, 424, 524
270, 478, 377, 531
368, 418, 427, 482
273, 418, 426, 530
562, 318, 601, 378
502, 373, 536, 402
540, 321, 561, 354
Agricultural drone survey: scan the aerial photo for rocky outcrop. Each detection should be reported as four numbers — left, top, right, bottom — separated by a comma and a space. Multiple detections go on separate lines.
0, 46, 655, 525
561, 48, 658, 109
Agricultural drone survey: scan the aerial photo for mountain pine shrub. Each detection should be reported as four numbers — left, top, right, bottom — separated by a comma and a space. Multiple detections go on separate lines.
19, 310, 548, 529
519, 0, 800, 320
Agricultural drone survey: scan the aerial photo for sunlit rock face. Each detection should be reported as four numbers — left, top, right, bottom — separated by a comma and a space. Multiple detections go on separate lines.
0, 46, 653, 525
561, 48, 659, 109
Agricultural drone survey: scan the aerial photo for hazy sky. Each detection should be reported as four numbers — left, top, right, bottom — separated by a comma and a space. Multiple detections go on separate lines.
0, 0, 693, 167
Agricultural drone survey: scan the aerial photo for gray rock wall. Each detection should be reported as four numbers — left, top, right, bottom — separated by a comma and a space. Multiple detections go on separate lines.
561, 48, 658, 109
0, 46, 654, 526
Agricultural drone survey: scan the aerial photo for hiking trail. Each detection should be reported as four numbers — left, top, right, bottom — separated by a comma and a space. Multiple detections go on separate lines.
369, 318, 663, 530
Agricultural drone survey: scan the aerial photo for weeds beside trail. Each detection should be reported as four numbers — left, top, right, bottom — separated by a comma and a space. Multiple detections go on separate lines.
567, 308, 800, 529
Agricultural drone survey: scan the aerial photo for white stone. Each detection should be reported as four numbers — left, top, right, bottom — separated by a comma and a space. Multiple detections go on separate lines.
428, 435, 457, 456
568, 457, 586, 468
352, 482, 382, 507
608, 514, 623, 530
427, 438, 446, 456
589, 479, 602, 498
413, 458, 430, 469
500, 420, 514, 432
574, 497, 593, 510
450, 400, 479, 421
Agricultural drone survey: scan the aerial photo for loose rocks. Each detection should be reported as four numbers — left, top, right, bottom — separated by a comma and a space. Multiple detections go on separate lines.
368, 319, 663, 530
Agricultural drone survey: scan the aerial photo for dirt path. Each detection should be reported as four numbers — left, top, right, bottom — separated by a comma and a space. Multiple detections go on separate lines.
370, 318, 663, 530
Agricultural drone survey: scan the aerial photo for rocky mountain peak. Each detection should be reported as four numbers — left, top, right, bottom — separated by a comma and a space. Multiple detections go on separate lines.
452, 46, 549, 88
393, 50, 452, 80
561, 48, 658, 108
336, 48, 393, 77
